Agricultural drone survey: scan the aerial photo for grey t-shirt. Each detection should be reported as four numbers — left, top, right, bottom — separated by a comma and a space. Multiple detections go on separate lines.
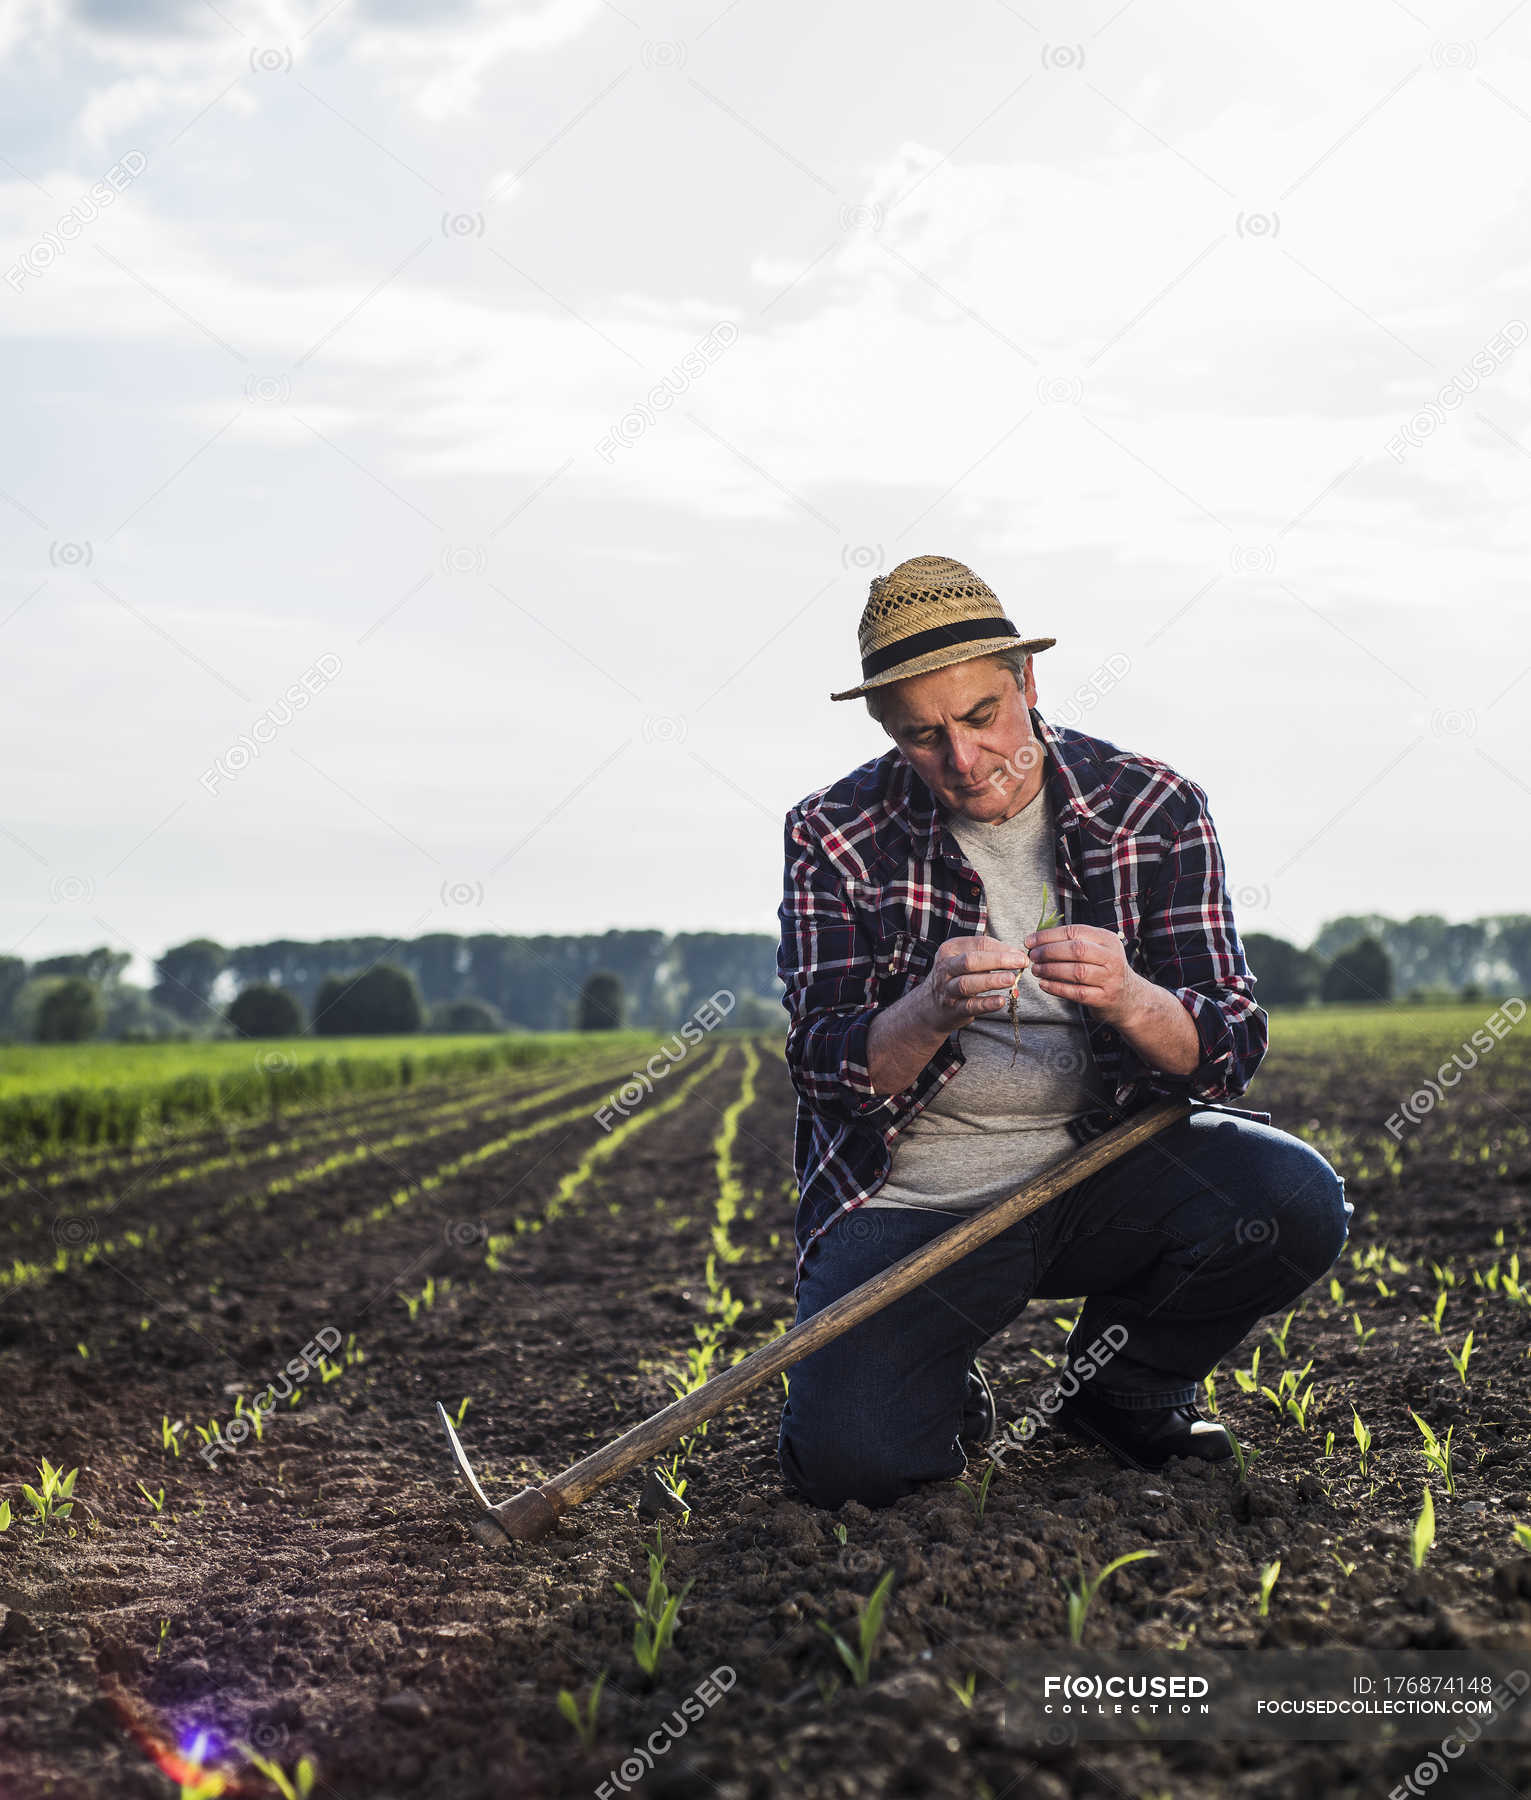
865, 783, 1114, 1212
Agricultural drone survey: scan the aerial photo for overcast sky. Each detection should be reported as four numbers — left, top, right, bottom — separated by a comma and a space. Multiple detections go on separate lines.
3, 0, 1529, 987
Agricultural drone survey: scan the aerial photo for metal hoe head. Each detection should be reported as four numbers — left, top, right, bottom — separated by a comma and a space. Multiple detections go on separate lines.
434, 1401, 564, 1540
436, 1402, 497, 1515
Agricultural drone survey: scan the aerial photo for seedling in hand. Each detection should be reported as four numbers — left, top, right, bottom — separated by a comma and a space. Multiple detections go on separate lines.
1007, 884, 1063, 1064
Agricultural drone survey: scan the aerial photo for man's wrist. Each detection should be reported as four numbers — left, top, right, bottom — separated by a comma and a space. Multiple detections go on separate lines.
1103, 969, 1154, 1033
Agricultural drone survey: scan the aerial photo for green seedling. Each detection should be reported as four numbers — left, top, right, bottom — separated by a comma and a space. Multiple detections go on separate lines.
161, 1416, 183, 1458
136, 1482, 165, 1513
233, 1395, 264, 1442
1323, 1429, 1335, 1457
76, 1342, 89, 1359
1330, 1551, 1356, 1578
1202, 1373, 1219, 1418
1066, 1550, 1158, 1645
401, 1276, 441, 1322
947, 1672, 978, 1709
1006, 884, 1063, 1063
957, 1459, 1000, 1522
1411, 1486, 1435, 1569
0, 1500, 10, 1532
556, 1671, 607, 1752
1226, 1424, 1262, 1484
818, 1567, 895, 1686
1257, 1559, 1281, 1618
240, 1748, 316, 1800
1328, 1276, 1345, 1305
1409, 1411, 1457, 1496
1352, 1408, 1372, 1477
833, 1522, 848, 1545
1444, 1329, 1475, 1384
1258, 1359, 1315, 1427
1512, 1522, 1531, 1553
1422, 1291, 1447, 1335
453, 1397, 471, 1428
156, 1617, 170, 1657
22, 1458, 78, 1535
1265, 1310, 1296, 1359
614, 1525, 693, 1679
1352, 1313, 1376, 1346
1233, 1347, 1261, 1394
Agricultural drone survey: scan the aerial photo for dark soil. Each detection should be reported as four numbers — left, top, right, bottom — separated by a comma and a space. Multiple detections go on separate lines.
2, 1031, 1530, 1799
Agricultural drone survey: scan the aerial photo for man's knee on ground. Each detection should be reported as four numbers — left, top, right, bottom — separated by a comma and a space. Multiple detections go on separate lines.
777, 1427, 929, 1511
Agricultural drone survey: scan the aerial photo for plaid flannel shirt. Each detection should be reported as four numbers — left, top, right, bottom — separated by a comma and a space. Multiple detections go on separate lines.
777, 705, 1270, 1289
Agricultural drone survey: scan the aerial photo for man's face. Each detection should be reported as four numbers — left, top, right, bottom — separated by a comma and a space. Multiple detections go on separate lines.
880, 654, 1042, 822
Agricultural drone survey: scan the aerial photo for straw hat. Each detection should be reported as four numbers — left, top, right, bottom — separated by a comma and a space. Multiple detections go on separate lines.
829, 554, 1056, 702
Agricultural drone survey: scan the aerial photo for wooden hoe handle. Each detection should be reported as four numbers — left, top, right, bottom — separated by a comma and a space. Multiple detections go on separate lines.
440, 1097, 1192, 1540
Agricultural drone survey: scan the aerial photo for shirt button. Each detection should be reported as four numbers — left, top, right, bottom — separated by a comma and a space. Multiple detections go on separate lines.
969, 882, 981, 896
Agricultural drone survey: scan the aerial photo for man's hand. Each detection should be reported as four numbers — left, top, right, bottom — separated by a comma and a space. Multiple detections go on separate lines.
1027, 922, 1206, 1077
866, 933, 1030, 1097
914, 934, 1032, 1035
1024, 923, 1140, 1024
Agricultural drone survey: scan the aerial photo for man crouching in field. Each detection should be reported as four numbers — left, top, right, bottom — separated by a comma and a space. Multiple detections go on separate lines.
774, 554, 1352, 1507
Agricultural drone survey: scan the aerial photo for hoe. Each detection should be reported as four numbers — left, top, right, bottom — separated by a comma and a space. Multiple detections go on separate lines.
437, 1096, 1199, 1541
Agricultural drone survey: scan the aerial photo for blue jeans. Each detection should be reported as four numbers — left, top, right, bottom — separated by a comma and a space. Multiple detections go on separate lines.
777, 1109, 1351, 1508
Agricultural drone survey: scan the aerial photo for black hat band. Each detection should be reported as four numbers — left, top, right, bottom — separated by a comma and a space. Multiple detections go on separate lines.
861, 617, 1020, 681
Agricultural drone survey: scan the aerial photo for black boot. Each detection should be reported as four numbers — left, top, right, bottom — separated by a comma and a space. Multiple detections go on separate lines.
1053, 1383, 1230, 1471
959, 1357, 997, 1451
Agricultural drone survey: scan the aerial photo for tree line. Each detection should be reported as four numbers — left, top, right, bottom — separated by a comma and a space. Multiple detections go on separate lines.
1, 912, 1524, 1043
0, 932, 784, 1043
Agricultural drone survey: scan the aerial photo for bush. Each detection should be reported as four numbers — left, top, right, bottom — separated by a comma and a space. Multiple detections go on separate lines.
1321, 935, 1393, 1005
429, 998, 503, 1034
35, 977, 103, 1043
578, 970, 625, 1031
312, 964, 424, 1036
228, 983, 304, 1038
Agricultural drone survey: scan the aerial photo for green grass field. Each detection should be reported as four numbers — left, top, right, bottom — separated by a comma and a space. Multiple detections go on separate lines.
0, 1028, 686, 1156
0, 1030, 659, 1100
1266, 1000, 1524, 1049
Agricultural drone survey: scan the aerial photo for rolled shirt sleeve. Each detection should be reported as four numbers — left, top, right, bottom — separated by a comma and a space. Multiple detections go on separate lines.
1119, 780, 1268, 1102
